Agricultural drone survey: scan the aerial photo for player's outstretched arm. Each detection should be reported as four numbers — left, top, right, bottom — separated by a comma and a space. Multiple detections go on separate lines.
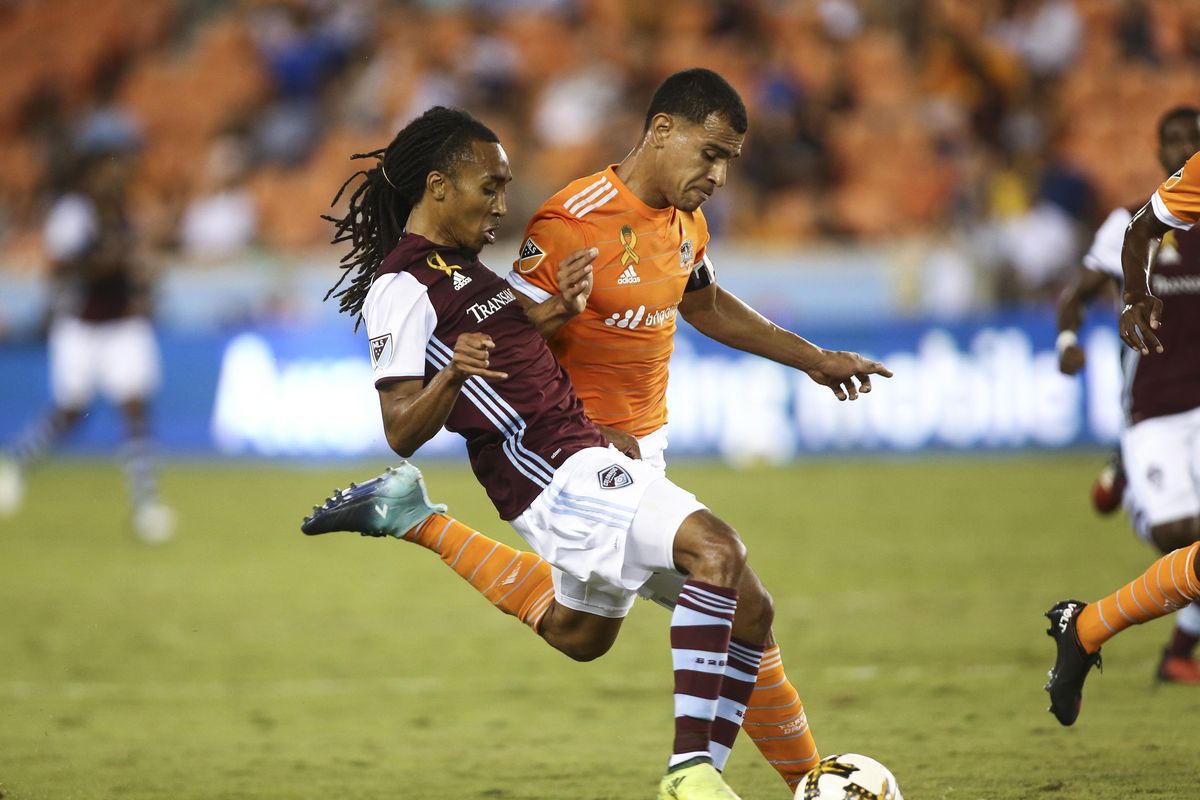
678, 282, 892, 400
517, 247, 597, 339
378, 332, 508, 457
1119, 205, 1170, 354
1055, 269, 1114, 375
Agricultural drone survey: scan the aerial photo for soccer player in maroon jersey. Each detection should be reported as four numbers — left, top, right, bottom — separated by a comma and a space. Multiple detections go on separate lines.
1053, 106, 1200, 684
304, 106, 787, 799
0, 126, 173, 542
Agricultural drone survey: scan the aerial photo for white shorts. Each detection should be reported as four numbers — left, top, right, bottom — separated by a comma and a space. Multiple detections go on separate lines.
1121, 407, 1200, 541
49, 315, 161, 408
509, 445, 705, 618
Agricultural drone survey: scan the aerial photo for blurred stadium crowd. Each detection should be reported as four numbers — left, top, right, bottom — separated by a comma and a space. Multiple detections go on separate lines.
1, 0, 1199, 307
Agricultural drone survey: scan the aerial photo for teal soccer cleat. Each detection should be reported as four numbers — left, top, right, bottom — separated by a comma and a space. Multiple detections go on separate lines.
301, 463, 447, 539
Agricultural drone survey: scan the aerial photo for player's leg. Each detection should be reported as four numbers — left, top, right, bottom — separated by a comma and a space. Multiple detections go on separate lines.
1, 317, 97, 516
302, 465, 623, 658
1122, 413, 1200, 682
106, 317, 172, 542
635, 421, 821, 789
1045, 541, 1200, 725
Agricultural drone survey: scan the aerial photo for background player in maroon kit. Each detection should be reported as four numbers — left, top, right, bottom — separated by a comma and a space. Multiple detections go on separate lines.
0, 122, 173, 543
305, 106, 794, 799
1053, 106, 1200, 683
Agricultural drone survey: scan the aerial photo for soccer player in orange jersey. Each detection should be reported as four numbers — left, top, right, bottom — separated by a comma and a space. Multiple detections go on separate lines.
1045, 140, 1200, 726
504, 69, 891, 792
1055, 107, 1200, 684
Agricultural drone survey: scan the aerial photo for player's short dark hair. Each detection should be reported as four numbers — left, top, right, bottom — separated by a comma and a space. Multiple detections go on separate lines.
322, 107, 500, 325
1158, 105, 1200, 142
643, 68, 748, 134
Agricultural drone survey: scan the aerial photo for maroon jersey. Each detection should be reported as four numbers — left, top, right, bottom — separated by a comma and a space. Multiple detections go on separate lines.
1130, 221, 1200, 422
363, 233, 608, 520
44, 194, 141, 322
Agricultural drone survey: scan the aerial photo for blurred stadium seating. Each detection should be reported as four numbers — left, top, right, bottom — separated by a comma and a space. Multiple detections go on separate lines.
0, 0, 1196, 300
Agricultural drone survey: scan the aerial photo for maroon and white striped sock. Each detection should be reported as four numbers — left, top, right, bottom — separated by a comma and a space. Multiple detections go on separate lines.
709, 637, 765, 771
669, 580, 738, 769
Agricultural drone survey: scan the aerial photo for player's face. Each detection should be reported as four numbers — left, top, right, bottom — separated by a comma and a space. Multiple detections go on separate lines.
443, 141, 512, 253
657, 113, 744, 212
1158, 114, 1200, 175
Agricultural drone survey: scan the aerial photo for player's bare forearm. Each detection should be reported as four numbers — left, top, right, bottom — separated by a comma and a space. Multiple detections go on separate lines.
518, 293, 576, 340
1056, 269, 1111, 334
1121, 205, 1170, 301
379, 333, 507, 456
679, 284, 824, 371
377, 373, 465, 457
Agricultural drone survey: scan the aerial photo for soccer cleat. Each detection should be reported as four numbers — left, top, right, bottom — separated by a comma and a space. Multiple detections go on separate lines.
1156, 650, 1200, 685
1044, 600, 1102, 726
657, 759, 742, 800
0, 457, 24, 517
301, 463, 446, 539
1090, 451, 1126, 515
133, 502, 176, 544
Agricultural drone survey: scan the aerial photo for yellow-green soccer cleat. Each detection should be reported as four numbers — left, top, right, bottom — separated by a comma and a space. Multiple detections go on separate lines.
300, 462, 446, 539
657, 759, 743, 800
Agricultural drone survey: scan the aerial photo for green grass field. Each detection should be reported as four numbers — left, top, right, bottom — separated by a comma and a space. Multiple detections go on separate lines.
1, 455, 1196, 800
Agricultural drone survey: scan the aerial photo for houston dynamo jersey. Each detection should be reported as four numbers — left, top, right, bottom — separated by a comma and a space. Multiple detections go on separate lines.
1085, 198, 1200, 423
1151, 150, 1200, 231
507, 166, 712, 437
363, 234, 607, 520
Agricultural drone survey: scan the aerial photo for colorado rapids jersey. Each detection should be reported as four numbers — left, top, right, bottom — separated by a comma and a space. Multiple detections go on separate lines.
363, 233, 607, 520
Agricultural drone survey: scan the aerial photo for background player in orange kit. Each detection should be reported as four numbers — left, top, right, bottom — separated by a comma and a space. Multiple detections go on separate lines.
1054, 106, 1200, 683
505, 69, 892, 792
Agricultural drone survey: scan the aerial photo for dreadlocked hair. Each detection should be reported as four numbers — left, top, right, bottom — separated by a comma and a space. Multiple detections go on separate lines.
322, 106, 500, 327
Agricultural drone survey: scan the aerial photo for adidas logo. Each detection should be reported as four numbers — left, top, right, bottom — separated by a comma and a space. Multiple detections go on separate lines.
452, 271, 472, 291
500, 567, 521, 587
617, 264, 640, 284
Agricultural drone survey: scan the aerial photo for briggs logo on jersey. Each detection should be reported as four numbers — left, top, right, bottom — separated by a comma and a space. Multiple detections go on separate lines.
604, 304, 677, 330
597, 464, 632, 490
466, 288, 516, 323
516, 237, 545, 274
679, 240, 694, 271
369, 333, 393, 368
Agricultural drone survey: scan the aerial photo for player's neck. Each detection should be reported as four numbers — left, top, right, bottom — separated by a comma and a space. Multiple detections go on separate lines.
405, 205, 459, 250
615, 147, 671, 210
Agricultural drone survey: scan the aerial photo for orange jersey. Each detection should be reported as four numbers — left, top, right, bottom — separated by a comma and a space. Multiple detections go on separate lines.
1153, 150, 1200, 230
508, 166, 710, 437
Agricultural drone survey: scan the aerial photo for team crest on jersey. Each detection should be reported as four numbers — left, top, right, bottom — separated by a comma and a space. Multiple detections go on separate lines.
679, 240, 694, 270
597, 464, 633, 490
517, 237, 545, 274
1164, 167, 1185, 190
369, 333, 393, 368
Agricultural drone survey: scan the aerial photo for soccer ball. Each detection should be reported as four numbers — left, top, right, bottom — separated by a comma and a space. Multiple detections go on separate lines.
796, 753, 903, 800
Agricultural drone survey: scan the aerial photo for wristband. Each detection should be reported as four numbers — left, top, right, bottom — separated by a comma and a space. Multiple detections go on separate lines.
1056, 329, 1079, 356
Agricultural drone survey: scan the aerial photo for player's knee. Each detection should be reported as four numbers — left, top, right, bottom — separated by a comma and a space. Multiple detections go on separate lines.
747, 585, 775, 632
1150, 517, 1200, 553
557, 636, 614, 663
674, 511, 746, 585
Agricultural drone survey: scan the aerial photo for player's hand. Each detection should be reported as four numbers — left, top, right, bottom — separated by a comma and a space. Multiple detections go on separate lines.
1058, 344, 1086, 375
596, 424, 640, 459
805, 350, 893, 401
557, 247, 597, 316
448, 332, 508, 382
1119, 293, 1164, 354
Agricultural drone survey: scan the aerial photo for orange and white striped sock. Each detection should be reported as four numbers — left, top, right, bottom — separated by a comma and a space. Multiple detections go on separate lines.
1077, 541, 1200, 654
742, 645, 820, 791
405, 513, 555, 632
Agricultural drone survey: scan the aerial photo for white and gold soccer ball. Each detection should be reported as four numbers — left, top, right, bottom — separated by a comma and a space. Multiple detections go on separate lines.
796, 753, 903, 800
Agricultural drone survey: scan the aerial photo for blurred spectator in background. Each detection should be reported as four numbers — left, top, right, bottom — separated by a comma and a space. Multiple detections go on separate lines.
180, 134, 259, 261
0, 117, 175, 543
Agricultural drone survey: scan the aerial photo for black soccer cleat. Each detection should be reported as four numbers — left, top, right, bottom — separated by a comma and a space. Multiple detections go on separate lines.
301, 463, 446, 538
1044, 599, 1102, 726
